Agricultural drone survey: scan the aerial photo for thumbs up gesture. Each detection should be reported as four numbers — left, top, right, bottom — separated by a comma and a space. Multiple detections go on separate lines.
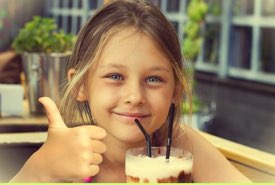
28, 97, 107, 182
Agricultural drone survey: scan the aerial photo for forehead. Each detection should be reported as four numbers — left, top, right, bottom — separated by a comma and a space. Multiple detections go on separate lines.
96, 27, 171, 69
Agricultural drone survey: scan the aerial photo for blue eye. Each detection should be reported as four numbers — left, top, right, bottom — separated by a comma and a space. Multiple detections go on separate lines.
146, 76, 161, 83
108, 74, 123, 81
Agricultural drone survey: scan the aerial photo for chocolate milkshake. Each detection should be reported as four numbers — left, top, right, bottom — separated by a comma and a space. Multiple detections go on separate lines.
125, 147, 193, 183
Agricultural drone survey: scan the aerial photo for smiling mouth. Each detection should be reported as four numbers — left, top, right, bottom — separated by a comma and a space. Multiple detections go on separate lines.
113, 112, 150, 120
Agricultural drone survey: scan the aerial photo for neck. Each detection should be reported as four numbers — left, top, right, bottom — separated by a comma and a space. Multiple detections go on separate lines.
103, 133, 147, 164
95, 133, 146, 182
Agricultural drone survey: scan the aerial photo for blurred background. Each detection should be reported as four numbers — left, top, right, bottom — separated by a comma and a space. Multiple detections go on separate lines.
1, 0, 275, 180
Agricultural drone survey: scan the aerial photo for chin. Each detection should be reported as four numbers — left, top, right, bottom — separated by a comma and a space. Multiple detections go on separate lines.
113, 131, 145, 144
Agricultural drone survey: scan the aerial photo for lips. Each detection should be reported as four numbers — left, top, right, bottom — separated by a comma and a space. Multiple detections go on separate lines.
112, 111, 151, 121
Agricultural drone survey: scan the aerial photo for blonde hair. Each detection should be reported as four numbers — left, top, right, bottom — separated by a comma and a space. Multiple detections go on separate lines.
60, 0, 191, 143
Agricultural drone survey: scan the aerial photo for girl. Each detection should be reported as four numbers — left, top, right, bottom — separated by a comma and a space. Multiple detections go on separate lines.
11, 0, 251, 182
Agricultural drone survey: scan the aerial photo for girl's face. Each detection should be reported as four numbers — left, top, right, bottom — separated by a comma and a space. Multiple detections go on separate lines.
80, 28, 176, 145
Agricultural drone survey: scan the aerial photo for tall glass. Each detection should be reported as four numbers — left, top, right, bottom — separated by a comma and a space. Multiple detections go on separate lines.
125, 147, 193, 183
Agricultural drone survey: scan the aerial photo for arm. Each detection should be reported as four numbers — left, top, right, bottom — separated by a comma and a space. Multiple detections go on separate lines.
176, 124, 251, 182
9, 149, 58, 182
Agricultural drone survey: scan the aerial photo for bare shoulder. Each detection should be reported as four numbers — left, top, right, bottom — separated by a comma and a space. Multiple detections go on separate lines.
172, 123, 208, 151
173, 124, 251, 182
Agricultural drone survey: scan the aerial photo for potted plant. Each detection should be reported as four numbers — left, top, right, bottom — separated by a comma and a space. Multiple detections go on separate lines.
182, 0, 208, 129
12, 16, 76, 114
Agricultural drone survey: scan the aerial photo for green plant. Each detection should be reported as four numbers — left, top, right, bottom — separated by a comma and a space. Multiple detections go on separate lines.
12, 16, 76, 53
182, 0, 208, 61
182, 94, 202, 113
208, 0, 221, 16
182, 0, 208, 114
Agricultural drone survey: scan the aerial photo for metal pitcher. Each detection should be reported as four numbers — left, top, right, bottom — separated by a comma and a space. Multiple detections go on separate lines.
22, 52, 70, 114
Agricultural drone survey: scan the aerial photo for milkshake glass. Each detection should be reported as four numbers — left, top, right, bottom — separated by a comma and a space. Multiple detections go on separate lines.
125, 147, 193, 183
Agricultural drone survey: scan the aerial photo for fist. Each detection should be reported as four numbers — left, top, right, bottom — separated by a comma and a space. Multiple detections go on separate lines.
36, 97, 106, 182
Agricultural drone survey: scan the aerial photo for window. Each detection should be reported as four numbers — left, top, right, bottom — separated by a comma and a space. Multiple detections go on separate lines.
196, 0, 222, 73
151, 0, 188, 45
47, 0, 104, 34
159, 0, 275, 85
228, 0, 275, 84
261, 28, 275, 74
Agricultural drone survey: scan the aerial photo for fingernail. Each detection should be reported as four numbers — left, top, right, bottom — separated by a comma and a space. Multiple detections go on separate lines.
83, 177, 93, 183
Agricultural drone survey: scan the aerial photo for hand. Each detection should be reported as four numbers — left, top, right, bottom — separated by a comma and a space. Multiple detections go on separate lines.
34, 97, 106, 182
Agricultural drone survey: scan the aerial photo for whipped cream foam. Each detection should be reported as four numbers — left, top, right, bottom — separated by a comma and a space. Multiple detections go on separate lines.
125, 153, 193, 183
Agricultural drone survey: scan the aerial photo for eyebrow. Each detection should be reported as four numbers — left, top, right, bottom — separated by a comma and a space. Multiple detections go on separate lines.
99, 63, 170, 72
99, 63, 126, 69
149, 66, 170, 73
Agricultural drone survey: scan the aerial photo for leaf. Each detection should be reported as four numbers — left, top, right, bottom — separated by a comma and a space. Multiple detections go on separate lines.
12, 16, 76, 53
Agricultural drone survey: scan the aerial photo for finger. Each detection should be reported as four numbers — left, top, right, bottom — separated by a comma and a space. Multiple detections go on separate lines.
77, 165, 100, 179
88, 165, 100, 177
39, 97, 67, 129
91, 153, 103, 165
90, 140, 107, 154
84, 125, 107, 140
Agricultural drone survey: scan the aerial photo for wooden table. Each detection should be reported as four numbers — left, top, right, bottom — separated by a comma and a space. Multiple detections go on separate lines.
0, 99, 47, 146
0, 100, 47, 133
0, 100, 47, 181
200, 131, 275, 182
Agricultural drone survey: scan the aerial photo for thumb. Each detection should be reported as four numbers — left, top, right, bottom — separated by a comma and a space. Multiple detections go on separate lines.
39, 97, 67, 129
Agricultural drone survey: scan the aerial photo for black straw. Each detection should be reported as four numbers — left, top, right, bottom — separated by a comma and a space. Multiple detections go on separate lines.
134, 119, 152, 157
166, 103, 175, 161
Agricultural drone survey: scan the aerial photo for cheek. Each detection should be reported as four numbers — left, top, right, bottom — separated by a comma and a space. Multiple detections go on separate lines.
148, 91, 173, 120
148, 86, 174, 104
88, 84, 118, 115
154, 101, 170, 122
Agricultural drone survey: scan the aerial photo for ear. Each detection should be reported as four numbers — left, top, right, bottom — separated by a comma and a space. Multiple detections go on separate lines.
172, 83, 182, 106
68, 68, 88, 102
76, 83, 88, 102
67, 68, 76, 80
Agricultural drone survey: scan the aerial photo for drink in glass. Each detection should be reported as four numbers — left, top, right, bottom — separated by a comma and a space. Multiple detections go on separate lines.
125, 147, 193, 183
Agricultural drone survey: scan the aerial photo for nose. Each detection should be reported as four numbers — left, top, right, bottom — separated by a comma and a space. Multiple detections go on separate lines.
122, 81, 146, 106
